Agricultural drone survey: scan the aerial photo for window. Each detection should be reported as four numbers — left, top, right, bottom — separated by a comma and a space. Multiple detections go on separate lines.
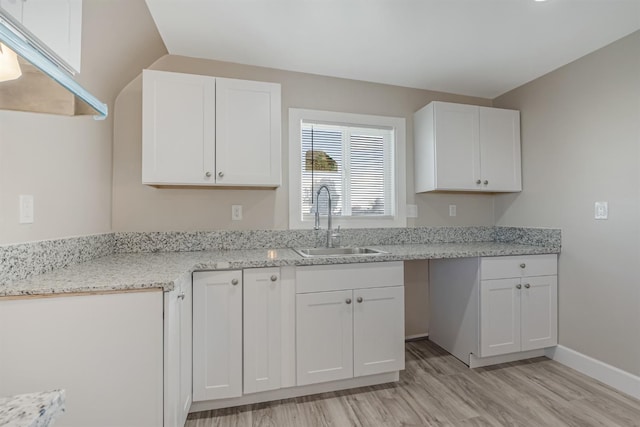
289, 109, 406, 229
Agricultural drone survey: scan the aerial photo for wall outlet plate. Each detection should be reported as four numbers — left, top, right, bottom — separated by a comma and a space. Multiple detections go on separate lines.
406, 204, 418, 218
19, 194, 34, 224
449, 204, 457, 217
595, 201, 608, 220
232, 205, 243, 221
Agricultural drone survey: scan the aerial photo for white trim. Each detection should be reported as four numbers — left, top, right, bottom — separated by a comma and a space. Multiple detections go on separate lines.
545, 345, 640, 400
469, 349, 545, 368
288, 108, 406, 229
189, 371, 399, 412
405, 333, 429, 341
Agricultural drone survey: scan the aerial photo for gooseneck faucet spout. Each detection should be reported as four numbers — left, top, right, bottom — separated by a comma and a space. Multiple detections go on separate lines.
314, 185, 333, 247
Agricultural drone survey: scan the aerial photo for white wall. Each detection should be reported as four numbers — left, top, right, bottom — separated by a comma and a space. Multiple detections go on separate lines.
0, 0, 166, 244
493, 31, 640, 375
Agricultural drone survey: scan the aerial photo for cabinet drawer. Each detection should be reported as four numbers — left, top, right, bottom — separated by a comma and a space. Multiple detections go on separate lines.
296, 262, 403, 294
481, 254, 557, 280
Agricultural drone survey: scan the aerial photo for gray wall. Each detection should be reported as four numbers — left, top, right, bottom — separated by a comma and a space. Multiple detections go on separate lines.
111, 55, 495, 232
0, 0, 166, 244
493, 31, 640, 375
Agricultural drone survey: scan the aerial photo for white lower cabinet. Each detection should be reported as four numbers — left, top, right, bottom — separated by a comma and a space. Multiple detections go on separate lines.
353, 286, 405, 377
296, 262, 405, 387
296, 290, 354, 385
430, 254, 558, 367
164, 275, 192, 427
243, 267, 282, 394
192, 270, 243, 401
0, 291, 164, 427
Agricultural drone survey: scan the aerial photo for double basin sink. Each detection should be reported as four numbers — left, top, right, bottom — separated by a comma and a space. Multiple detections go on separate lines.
292, 247, 387, 258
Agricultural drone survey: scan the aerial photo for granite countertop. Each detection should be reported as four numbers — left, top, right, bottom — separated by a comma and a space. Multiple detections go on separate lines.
0, 242, 558, 297
0, 390, 65, 427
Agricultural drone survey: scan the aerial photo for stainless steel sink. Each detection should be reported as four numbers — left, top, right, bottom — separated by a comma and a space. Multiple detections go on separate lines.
293, 247, 387, 257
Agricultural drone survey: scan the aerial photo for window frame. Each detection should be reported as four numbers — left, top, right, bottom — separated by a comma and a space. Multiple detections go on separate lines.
289, 108, 406, 229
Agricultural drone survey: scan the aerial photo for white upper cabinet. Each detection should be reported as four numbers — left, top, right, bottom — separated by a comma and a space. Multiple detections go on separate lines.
414, 101, 521, 192
2, 0, 83, 72
142, 70, 281, 187
215, 77, 281, 186
142, 70, 216, 185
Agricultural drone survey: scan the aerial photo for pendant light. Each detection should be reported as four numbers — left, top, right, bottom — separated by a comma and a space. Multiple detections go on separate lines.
0, 42, 22, 82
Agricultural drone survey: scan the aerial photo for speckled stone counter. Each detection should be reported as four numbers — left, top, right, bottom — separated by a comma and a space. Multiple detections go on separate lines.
0, 242, 559, 297
0, 390, 65, 427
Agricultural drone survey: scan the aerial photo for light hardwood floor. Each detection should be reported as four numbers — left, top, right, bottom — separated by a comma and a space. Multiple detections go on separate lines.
186, 339, 640, 426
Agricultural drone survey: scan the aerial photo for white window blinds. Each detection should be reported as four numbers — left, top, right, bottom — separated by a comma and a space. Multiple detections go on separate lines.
301, 122, 395, 219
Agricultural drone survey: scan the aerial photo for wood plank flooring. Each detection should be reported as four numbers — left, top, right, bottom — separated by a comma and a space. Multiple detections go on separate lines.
186, 339, 640, 426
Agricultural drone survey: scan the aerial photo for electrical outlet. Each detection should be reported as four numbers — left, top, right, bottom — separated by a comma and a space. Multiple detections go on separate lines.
406, 204, 418, 218
595, 201, 608, 220
231, 205, 243, 221
19, 195, 34, 224
449, 204, 457, 217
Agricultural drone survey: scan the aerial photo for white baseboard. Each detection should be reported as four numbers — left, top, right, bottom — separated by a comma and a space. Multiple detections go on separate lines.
545, 345, 640, 400
405, 333, 429, 341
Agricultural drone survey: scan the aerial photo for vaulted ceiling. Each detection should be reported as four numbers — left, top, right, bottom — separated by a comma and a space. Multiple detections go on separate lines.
145, 0, 640, 98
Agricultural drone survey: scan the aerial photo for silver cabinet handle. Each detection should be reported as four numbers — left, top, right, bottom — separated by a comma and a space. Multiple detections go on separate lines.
516, 284, 522, 289
476, 179, 481, 184
270, 275, 277, 282
218, 171, 224, 178
520, 263, 526, 268
524, 283, 530, 289
357, 297, 363, 303
231, 278, 238, 286
178, 292, 185, 300
345, 298, 352, 304
484, 180, 489, 185
205, 171, 212, 177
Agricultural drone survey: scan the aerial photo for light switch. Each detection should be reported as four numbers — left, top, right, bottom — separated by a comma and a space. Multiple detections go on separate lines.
595, 201, 608, 220
19, 195, 34, 224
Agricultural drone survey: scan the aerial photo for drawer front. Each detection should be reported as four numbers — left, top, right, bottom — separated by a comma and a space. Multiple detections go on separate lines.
481, 254, 557, 280
296, 262, 404, 294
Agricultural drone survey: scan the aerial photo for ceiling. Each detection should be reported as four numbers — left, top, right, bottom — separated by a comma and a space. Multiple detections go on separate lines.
145, 0, 640, 99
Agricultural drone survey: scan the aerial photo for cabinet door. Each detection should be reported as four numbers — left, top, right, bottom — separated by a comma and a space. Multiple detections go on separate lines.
479, 107, 521, 192
21, 0, 82, 72
296, 290, 353, 386
142, 70, 216, 185
480, 278, 521, 357
0, 292, 164, 427
179, 278, 193, 424
433, 102, 481, 190
521, 275, 557, 351
164, 288, 181, 427
215, 78, 281, 186
243, 268, 281, 394
353, 286, 405, 377
193, 270, 242, 401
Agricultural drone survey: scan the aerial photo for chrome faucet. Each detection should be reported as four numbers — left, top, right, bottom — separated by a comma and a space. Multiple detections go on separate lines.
314, 185, 339, 248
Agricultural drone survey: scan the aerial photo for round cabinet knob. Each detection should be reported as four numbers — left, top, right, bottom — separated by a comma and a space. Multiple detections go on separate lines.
524, 283, 530, 289
345, 298, 352, 304
484, 180, 489, 185
205, 171, 212, 178
270, 275, 277, 282
231, 278, 239, 286
357, 297, 363, 303
476, 179, 482, 184
516, 284, 522, 289
218, 171, 224, 178
520, 263, 526, 269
